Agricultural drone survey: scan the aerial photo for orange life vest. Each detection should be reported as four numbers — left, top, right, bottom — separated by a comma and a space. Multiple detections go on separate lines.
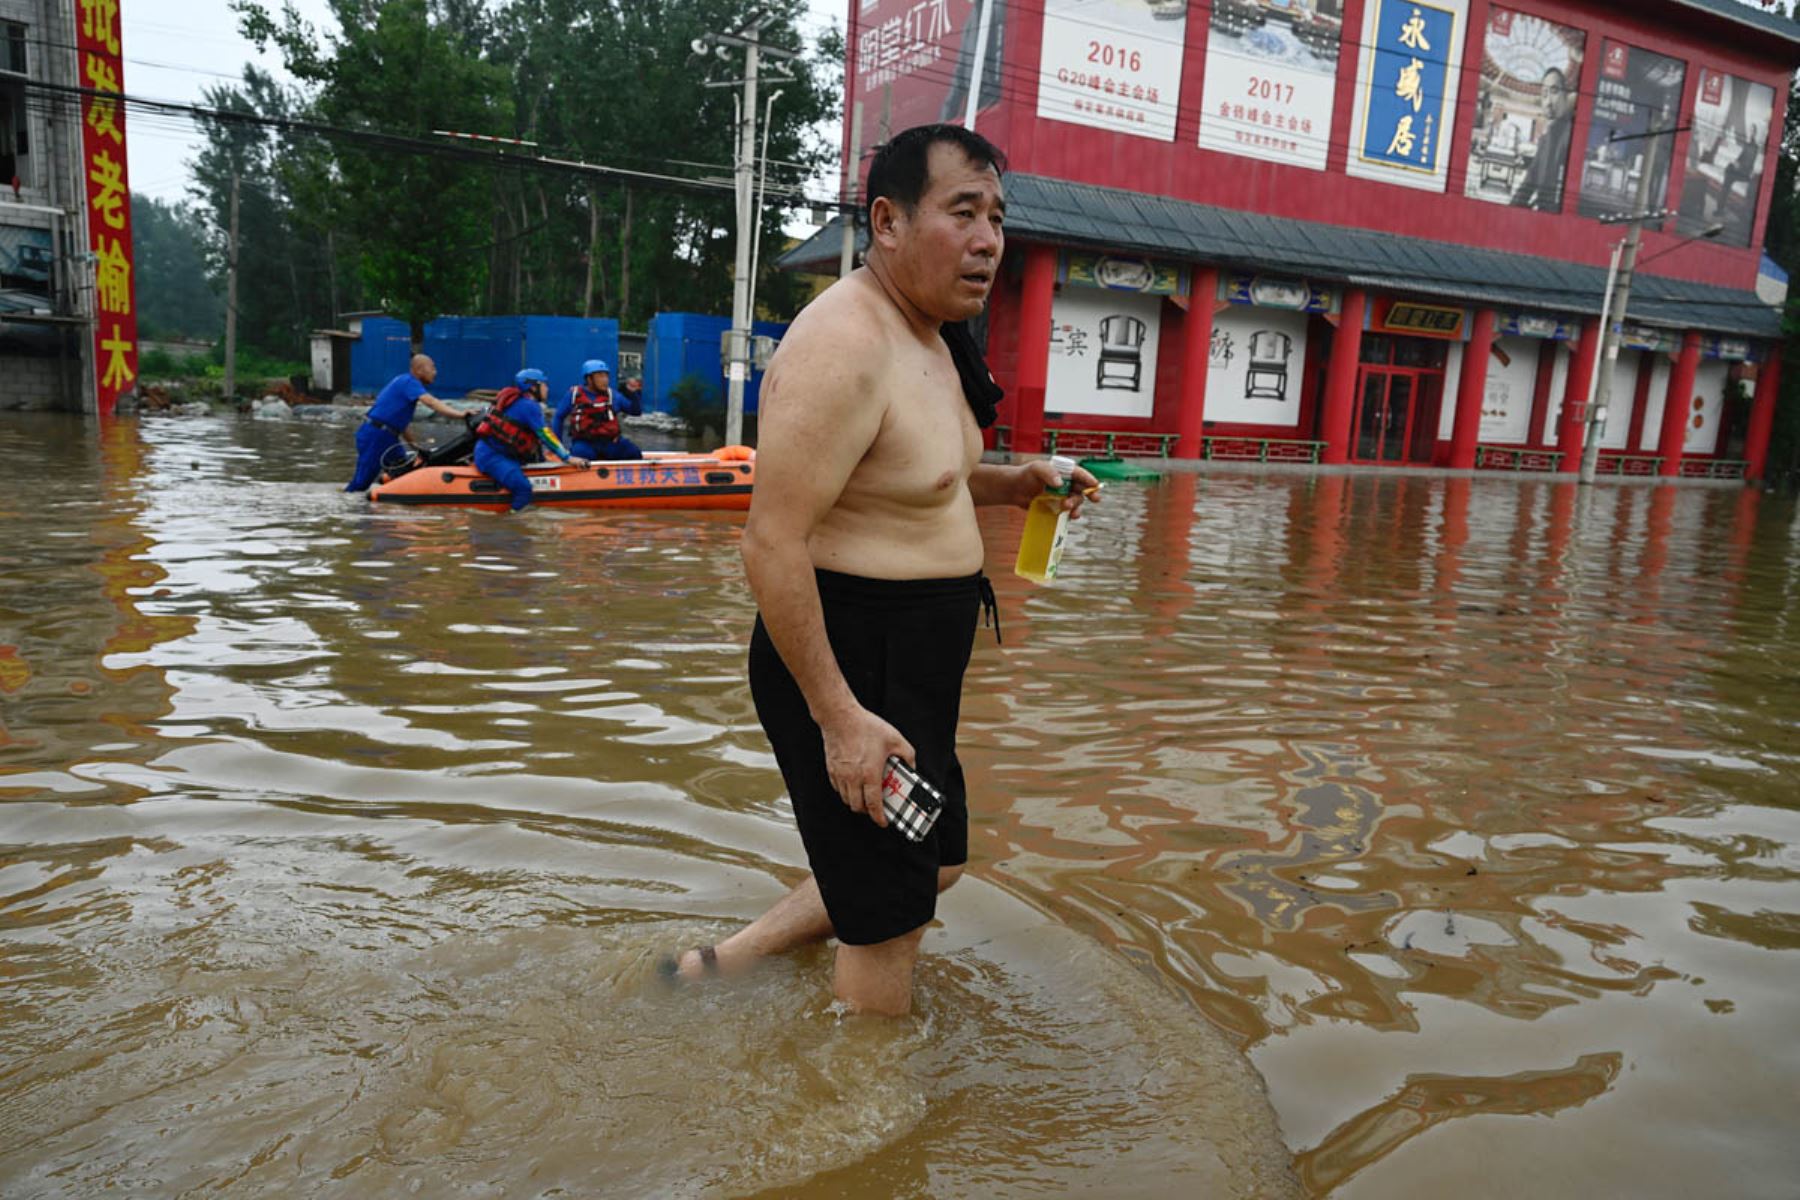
475, 387, 540, 460
566, 385, 620, 442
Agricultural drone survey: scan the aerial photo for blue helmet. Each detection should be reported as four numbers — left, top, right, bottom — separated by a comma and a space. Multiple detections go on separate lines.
515, 367, 547, 389
581, 359, 611, 378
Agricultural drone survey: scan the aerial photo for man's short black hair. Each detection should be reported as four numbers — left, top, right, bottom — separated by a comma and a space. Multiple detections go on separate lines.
862, 123, 1006, 228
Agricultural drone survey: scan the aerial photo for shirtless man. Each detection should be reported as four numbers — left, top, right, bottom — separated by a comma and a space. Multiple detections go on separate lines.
664, 124, 1096, 1015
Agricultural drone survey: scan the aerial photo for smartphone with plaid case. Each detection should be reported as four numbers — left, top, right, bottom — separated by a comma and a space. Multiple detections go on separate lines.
881, 756, 945, 843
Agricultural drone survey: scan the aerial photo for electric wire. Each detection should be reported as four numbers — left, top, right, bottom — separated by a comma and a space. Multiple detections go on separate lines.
16, 76, 1768, 321
13, 78, 846, 211
7, 17, 1775, 322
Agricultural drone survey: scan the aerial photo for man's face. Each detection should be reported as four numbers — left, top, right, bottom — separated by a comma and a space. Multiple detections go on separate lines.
881, 142, 1005, 322
589, 372, 610, 392
1541, 70, 1570, 120
416, 357, 438, 385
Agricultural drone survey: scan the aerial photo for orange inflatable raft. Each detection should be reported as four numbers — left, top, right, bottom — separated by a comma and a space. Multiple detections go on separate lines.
368, 449, 755, 511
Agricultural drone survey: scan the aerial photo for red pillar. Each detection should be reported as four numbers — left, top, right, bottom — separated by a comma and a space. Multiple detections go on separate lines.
1319, 288, 1367, 466
1557, 318, 1600, 471
1525, 339, 1557, 449
1011, 244, 1057, 456
1744, 349, 1783, 483
1448, 308, 1496, 470
1624, 350, 1656, 451
1656, 330, 1702, 477
1174, 267, 1220, 459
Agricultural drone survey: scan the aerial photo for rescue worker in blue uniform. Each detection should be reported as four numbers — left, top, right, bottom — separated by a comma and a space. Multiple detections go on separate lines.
472, 368, 589, 511
553, 359, 644, 462
616, 373, 646, 418
345, 354, 466, 492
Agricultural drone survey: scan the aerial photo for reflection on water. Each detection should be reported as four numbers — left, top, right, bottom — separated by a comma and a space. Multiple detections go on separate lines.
3, 413, 1798, 1197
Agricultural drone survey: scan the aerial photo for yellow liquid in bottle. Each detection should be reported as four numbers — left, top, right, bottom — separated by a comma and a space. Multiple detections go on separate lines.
1014, 494, 1071, 583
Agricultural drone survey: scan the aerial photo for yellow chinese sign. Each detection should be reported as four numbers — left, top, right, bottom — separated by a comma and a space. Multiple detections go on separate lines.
1376, 300, 1467, 338
77, 0, 137, 414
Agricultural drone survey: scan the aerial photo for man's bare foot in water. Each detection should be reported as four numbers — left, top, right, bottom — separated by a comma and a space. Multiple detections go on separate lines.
660, 876, 838, 985
659, 945, 724, 984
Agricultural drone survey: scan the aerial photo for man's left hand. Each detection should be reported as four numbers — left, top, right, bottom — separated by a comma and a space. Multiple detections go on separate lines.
568, 456, 590, 469
1010, 460, 1100, 517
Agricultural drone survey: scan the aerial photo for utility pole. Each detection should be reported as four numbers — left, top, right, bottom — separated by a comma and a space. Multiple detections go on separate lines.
223, 171, 240, 403
962, 0, 996, 130
840, 101, 862, 279
748, 88, 785, 311
1580, 126, 1678, 484
583, 184, 599, 318
694, 17, 799, 447
726, 22, 762, 448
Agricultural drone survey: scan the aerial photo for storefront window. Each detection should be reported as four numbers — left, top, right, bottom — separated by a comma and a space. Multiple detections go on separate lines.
1392, 337, 1449, 369
1360, 333, 1452, 369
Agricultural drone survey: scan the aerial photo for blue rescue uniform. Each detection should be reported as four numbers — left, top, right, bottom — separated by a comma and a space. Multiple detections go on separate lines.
474, 393, 578, 511
346, 373, 429, 492
553, 385, 643, 462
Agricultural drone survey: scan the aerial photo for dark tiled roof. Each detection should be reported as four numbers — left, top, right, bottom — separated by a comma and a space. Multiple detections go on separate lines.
778, 172, 1782, 339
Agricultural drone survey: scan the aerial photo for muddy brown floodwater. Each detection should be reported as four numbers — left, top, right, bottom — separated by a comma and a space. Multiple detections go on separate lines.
1, 412, 1796, 1198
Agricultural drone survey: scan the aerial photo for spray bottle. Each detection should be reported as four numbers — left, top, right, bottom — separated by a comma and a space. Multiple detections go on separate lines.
1013, 455, 1079, 583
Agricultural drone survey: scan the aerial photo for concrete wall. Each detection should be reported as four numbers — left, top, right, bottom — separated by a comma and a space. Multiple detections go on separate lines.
0, 0, 93, 411
0, 341, 81, 411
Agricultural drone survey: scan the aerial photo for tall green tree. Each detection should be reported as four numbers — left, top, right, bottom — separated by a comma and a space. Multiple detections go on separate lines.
189, 68, 339, 360
238, 0, 510, 345
216, 0, 837, 347
131, 194, 224, 341
483, 0, 837, 326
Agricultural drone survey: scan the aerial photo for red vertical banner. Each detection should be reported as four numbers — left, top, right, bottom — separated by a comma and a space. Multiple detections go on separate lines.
76, 0, 136, 415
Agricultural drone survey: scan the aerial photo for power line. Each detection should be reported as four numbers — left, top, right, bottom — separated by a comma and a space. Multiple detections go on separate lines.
15, 77, 853, 213
16, 81, 832, 201
12, 61, 1767, 323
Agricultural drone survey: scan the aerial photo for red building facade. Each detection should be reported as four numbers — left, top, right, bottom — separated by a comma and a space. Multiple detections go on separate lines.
802, 0, 1798, 479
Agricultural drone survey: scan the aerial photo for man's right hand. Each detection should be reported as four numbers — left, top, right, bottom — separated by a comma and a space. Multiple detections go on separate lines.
819, 705, 915, 828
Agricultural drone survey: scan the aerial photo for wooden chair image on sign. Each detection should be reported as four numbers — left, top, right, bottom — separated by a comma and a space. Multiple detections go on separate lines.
1245, 330, 1293, 401
1096, 315, 1147, 391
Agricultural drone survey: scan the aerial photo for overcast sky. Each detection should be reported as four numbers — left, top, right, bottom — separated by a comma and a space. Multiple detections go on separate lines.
123, 0, 847, 222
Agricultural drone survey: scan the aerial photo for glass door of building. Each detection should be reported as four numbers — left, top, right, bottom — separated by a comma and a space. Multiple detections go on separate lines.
1353, 367, 1441, 465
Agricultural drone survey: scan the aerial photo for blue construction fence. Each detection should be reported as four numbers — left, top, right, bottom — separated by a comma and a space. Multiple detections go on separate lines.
641, 312, 789, 418
348, 316, 620, 400
350, 312, 786, 416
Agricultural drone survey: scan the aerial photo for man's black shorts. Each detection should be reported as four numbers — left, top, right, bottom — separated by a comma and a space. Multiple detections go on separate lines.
748, 568, 980, 946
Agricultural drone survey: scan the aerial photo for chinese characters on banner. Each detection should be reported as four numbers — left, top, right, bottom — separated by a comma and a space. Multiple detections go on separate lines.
1576, 40, 1686, 226
1197, 0, 1343, 171
1349, 0, 1468, 191
1463, 9, 1585, 212
76, 0, 136, 415
1037, 0, 1186, 142
854, 0, 1003, 163
1677, 69, 1774, 247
